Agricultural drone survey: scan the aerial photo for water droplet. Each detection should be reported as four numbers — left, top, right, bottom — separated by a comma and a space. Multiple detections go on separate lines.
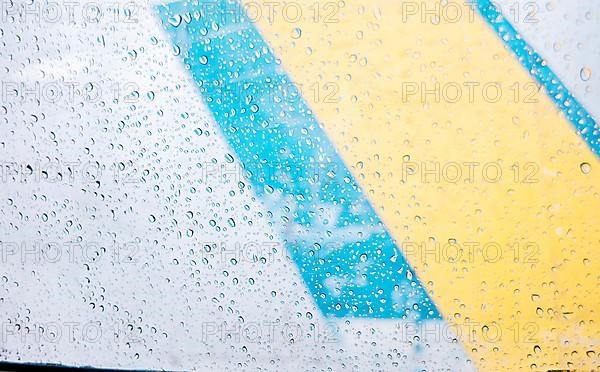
291, 27, 302, 39
580, 162, 591, 174
168, 15, 182, 27
580, 67, 592, 82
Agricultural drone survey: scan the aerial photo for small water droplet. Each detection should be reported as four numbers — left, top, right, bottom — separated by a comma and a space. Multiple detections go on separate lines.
168, 15, 182, 27
580, 162, 591, 174
580, 67, 592, 82
291, 27, 302, 39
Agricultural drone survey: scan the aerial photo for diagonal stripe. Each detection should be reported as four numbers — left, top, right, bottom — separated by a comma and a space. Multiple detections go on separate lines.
157, 0, 440, 321
474, 0, 600, 156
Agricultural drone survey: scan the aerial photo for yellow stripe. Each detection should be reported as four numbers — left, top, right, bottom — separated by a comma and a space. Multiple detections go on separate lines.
245, 0, 600, 369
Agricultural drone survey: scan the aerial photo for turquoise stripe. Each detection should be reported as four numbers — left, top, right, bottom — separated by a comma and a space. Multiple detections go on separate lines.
157, 0, 440, 320
475, 0, 600, 156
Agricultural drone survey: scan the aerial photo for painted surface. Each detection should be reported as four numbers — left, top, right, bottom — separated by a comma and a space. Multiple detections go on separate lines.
159, 0, 600, 370
1, 0, 598, 370
158, 0, 440, 321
